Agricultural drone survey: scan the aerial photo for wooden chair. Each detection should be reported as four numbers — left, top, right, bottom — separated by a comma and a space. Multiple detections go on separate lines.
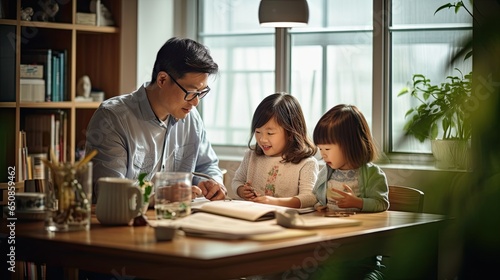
388, 185, 425, 213
378, 186, 426, 278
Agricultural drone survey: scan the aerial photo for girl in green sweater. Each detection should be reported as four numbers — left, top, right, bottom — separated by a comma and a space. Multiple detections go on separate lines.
313, 104, 389, 213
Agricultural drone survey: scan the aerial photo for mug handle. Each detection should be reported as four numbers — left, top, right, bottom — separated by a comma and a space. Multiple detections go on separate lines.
128, 187, 143, 219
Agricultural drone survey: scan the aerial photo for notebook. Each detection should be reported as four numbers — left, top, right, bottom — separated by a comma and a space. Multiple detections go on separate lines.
191, 199, 314, 221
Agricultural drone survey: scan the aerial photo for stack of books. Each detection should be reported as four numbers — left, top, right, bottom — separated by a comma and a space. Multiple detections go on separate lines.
18, 110, 67, 181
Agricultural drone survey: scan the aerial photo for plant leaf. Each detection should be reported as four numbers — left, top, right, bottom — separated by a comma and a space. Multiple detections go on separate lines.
397, 87, 409, 96
455, 1, 464, 14
138, 172, 147, 183
434, 3, 453, 15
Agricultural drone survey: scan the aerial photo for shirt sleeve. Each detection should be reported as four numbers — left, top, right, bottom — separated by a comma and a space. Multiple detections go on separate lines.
312, 165, 329, 206
360, 164, 390, 212
231, 150, 252, 199
85, 107, 128, 187
294, 157, 319, 208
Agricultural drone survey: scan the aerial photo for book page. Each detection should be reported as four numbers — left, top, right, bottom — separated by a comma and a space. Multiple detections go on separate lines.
170, 213, 284, 239
194, 200, 276, 221
191, 199, 315, 221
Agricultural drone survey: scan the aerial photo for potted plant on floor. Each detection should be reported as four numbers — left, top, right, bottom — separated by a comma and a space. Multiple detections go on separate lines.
398, 69, 472, 169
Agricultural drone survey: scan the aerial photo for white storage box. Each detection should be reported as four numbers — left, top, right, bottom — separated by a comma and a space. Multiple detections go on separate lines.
76, 13, 97, 25
20, 79, 45, 102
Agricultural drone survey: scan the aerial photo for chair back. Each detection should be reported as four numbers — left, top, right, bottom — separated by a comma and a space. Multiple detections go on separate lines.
388, 185, 424, 213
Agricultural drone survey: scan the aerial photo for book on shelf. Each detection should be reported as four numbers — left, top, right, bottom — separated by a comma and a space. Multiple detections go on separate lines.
17, 130, 28, 181
23, 110, 67, 164
18, 261, 46, 280
191, 199, 315, 221
21, 49, 67, 102
30, 153, 48, 180
26, 155, 33, 180
58, 50, 67, 102
52, 54, 59, 101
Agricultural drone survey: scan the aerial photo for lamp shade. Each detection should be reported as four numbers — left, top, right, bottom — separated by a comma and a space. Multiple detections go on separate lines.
258, 0, 309, 27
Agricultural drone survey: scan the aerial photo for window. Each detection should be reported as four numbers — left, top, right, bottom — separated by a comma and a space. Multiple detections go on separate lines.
290, 0, 373, 137
197, 0, 472, 159
199, 0, 274, 146
390, 0, 472, 153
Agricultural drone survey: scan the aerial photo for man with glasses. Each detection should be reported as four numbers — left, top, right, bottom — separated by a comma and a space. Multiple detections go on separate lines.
85, 37, 226, 201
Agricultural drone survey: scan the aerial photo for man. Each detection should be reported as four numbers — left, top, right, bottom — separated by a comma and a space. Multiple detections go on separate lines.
85, 37, 226, 200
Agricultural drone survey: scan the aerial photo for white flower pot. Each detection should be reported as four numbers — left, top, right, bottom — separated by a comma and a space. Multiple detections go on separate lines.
431, 139, 471, 170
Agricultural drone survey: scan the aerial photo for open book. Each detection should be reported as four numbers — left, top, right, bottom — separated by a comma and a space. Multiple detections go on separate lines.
152, 212, 317, 240
191, 199, 314, 221
169, 212, 284, 239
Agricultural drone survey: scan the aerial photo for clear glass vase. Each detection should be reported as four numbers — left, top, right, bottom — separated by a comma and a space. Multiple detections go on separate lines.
45, 162, 92, 231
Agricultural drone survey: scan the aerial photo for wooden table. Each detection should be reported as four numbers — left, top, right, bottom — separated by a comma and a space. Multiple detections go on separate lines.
4, 210, 446, 279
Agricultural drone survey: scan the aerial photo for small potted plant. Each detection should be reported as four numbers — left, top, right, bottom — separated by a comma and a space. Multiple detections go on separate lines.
398, 69, 472, 169
132, 173, 153, 226
138, 173, 153, 211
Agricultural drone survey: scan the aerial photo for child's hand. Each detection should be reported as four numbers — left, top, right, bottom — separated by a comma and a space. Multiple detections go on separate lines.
315, 204, 328, 212
252, 195, 277, 205
238, 182, 259, 200
331, 184, 362, 208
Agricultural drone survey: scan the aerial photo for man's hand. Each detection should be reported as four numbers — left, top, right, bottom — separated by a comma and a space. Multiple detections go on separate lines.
197, 180, 226, 201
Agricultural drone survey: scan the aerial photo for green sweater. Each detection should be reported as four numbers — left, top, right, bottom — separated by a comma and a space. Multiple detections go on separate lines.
312, 162, 389, 212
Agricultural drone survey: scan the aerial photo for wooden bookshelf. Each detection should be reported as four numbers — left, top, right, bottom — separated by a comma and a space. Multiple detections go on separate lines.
0, 0, 137, 183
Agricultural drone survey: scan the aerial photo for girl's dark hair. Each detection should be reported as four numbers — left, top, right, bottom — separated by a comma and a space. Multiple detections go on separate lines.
313, 104, 377, 168
249, 93, 316, 164
151, 37, 219, 82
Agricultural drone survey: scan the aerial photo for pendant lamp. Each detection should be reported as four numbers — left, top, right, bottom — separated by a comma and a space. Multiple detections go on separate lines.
258, 0, 309, 27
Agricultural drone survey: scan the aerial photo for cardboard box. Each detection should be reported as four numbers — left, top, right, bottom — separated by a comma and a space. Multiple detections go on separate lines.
20, 64, 44, 79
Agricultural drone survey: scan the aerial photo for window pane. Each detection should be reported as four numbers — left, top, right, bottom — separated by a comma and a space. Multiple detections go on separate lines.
200, 0, 263, 33
307, 0, 373, 28
199, 1, 274, 146
291, 32, 373, 132
392, 0, 473, 25
290, 45, 323, 130
201, 34, 275, 146
291, 0, 373, 134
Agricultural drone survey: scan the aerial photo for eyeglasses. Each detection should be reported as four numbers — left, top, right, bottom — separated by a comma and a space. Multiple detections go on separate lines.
166, 72, 211, 101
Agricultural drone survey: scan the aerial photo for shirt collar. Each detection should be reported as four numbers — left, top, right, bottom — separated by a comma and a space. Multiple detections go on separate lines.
137, 82, 184, 126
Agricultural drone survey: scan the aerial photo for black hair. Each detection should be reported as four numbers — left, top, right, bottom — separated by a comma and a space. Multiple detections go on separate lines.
249, 93, 316, 164
313, 104, 377, 168
151, 37, 219, 82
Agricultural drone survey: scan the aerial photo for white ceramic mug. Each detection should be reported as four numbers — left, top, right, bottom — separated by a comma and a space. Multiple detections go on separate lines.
95, 177, 143, 225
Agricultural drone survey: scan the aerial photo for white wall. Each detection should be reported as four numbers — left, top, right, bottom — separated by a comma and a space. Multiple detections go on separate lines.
136, 0, 174, 87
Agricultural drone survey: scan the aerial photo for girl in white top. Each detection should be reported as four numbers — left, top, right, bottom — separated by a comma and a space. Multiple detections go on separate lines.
232, 93, 319, 208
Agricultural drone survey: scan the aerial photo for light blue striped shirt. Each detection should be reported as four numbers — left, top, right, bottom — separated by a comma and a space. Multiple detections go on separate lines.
85, 83, 223, 187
